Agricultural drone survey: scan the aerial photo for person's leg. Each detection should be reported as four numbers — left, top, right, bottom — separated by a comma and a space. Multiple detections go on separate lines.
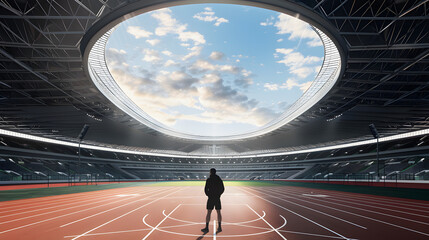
216, 209, 222, 223
215, 198, 222, 231
216, 209, 222, 231
206, 210, 212, 223
201, 209, 212, 232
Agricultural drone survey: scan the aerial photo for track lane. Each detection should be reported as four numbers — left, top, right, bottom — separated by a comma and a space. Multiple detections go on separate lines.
273, 187, 429, 220
252, 186, 429, 239
0, 187, 163, 226
1, 183, 428, 240
0, 187, 147, 219
0, 186, 174, 238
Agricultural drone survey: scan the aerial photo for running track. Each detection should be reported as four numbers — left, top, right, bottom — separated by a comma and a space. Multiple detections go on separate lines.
0, 184, 428, 239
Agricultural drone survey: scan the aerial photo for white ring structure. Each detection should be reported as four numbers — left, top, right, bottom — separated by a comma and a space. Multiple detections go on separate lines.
142, 213, 287, 238
87, 10, 341, 142
161, 209, 267, 225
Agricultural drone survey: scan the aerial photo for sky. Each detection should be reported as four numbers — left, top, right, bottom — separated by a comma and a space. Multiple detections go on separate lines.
105, 4, 324, 137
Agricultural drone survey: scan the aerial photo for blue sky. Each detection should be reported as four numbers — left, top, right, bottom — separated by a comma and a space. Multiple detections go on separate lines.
105, 4, 324, 136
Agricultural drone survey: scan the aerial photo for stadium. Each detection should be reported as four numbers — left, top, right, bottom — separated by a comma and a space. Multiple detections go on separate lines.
0, 0, 428, 239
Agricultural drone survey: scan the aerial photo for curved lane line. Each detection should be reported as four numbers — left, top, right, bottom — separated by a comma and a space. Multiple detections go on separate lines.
142, 205, 181, 240
142, 210, 287, 238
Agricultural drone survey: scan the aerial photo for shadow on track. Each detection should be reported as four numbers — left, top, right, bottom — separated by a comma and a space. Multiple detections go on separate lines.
196, 231, 207, 240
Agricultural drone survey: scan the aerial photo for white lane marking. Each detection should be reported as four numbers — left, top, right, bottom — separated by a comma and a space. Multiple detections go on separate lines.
66, 217, 355, 240
283, 188, 429, 218
64, 222, 206, 238
303, 192, 429, 219
162, 206, 266, 225
281, 187, 429, 214
60, 187, 169, 227
0, 186, 145, 213
213, 219, 216, 240
272, 186, 429, 208
64, 228, 152, 238
115, 194, 140, 197
142, 204, 181, 240
0, 188, 171, 235
278, 229, 360, 240
141, 212, 287, 238
180, 203, 244, 205
70, 187, 183, 240
246, 205, 287, 240
0, 187, 150, 219
270, 187, 429, 226
302, 194, 329, 197
241, 188, 350, 240
254, 188, 366, 229
261, 187, 429, 237
0, 190, 142, 225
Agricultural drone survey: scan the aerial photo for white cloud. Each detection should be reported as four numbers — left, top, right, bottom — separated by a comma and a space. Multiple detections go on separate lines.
299, 81, 313, 92
110, 65, 277, 127
181, 43, 190, 47
315, 65, 322, 73
190, 60, 239, 74
193, 8, 229, 26
276, 48, 293, 55
191, 60, 216, 71
209, 51, 224, 60
127, 26, 153, 39
146, 39, 160, 46
164, 59, 176, 67
241, 69, 252, 77
142, 49, 161, 63
274, 14, 322, 47
201, 73, 221, 84
232, 54, 248, 59
214, 18, 228, 26
290, 67, 314, 78
152, 8, 206, 45
162, 50, 172, 56
264, 83, 279, 91
106, 48, 127, 67
275, 48, 322, 78
260, 16, 275, 26
277, 38, 284, 42
182, 46, 203, 60
196, 82, 278, 126
264, 79, 313, 93
178, 31, 206, 45
307, 38, 323, 47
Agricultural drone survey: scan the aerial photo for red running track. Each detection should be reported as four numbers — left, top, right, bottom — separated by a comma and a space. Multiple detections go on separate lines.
0, 182, 116, 191
0, 184, 428, 239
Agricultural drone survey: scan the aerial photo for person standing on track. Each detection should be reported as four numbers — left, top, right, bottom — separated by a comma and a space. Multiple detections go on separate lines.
201, 168, 224, 233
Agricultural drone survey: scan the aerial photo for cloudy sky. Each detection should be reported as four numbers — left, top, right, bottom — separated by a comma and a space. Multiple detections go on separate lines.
105, 4, 324, 136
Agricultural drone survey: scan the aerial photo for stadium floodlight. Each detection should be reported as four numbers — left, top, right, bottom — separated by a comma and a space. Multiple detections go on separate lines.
369, 124, 379, 139
77, 124, 90, 183
369, 124, 381, 181
78, 124, 90, 141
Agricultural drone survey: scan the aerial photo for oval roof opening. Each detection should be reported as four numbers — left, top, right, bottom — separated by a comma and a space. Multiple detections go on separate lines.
87, 3, 341, 141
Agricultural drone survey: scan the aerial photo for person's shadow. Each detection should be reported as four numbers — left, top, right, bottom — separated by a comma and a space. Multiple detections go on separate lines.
196, 229, 221, 240
196, 231, 207, 240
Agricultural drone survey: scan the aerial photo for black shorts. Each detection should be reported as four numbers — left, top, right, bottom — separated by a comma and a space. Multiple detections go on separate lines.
206, 198, 221, 210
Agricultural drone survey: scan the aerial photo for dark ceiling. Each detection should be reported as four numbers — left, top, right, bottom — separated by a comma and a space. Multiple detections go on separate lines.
0, 0, 428, 154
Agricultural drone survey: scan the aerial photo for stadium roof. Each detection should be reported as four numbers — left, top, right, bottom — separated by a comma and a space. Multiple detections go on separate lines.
0, 0, 428, 156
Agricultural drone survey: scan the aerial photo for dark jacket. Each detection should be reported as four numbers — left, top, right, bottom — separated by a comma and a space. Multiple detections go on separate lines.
204, 174, 224, 199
